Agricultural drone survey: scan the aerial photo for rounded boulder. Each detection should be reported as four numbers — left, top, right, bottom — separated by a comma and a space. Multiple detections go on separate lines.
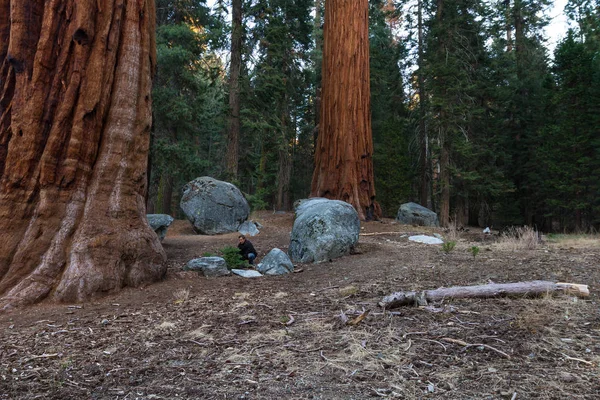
256, 248, 294, 275
180, 177, 250, 235
396, 202, 439, 227
289, 198, 360, 263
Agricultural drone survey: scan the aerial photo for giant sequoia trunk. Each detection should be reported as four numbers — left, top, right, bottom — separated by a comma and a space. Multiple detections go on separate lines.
0, 0, 166, 309
311, 0, 380, 221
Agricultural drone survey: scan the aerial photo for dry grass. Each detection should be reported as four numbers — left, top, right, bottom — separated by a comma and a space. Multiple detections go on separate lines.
494, 226, 541, 251
546, 233, 600, 249
445, 222, 460, 242
172, 287, 190, 304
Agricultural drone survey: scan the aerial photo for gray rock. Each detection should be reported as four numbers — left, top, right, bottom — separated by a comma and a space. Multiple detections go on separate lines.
184, 257, 230, 277
256, 248, 294, 275
231, 269, 263, 278
180, 177, 250, 235
238, 220, 260, 237
147, 214, 175, 241
396, 202, 439, 227
289, 198, 360, 263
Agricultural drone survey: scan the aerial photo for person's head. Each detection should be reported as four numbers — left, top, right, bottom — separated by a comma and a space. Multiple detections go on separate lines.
238, 234, 246, 244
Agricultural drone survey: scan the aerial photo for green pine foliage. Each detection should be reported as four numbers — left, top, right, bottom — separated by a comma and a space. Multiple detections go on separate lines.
239, 0, 315, 209
220, 246, 246, 269
370, 0, 413, 216
149, 1, 227, 216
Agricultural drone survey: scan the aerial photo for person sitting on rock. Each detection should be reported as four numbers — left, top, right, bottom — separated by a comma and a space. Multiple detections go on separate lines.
237, 234, 257, 265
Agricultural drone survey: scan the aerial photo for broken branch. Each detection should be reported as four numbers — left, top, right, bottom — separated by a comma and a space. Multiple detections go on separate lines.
380, 281, 589, 309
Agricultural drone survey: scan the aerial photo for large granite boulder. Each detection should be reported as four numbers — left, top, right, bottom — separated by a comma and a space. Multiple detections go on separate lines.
396, 202, 439, 227
256, 248, 294, 275
184, 257, 230, 277
146, 214, 174, 241
289, 198, 360, 263
180, 177, 250, 235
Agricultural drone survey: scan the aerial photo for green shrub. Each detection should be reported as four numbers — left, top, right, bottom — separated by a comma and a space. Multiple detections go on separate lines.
469, 246, 480, 257
442, 241, 457, 253
220, 246, 246, 269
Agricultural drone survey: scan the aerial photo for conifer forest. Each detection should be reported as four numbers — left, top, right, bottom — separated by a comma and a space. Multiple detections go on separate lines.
1, 2, 600, 399
149, 0, 600, 232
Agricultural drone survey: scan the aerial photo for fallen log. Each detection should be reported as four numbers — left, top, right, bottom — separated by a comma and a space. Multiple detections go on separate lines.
379, 281, 589, 309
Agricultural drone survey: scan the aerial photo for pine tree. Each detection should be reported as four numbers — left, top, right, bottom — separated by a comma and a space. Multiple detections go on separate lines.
149, 0, 226, 215
241, 0, 313, 210
370, 0, 412, 216
424, 0, 489, 226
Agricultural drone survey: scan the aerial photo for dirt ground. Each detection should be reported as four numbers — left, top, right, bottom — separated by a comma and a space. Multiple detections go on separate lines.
1, 211, 599, 399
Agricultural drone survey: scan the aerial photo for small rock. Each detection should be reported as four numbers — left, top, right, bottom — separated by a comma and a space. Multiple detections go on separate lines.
558, 372, 578, 383
146, 214, 175, 241
256, 248, 294, 275
408, 235, 444, 245
238, 220, 261, 237
231, 269, 263, 278
184, 257, 230, 277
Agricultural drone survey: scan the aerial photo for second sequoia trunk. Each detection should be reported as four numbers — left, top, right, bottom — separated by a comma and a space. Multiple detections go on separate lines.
310, 0, 380, 221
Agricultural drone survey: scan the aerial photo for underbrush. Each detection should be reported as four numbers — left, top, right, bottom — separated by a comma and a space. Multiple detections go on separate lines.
494, 226, 541, 251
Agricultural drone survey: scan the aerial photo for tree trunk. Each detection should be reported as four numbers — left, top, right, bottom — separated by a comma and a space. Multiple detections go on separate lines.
455, 193, 468, 227
276, 105, 291, 211
504, 0, 513, 52
417, 0, 429, 208
313, 0, 323, 149
225, 0, 243, 180
380, 281, 590, 309
161, 173, 173, 216
311, 0, 380, 221
0, 0, 166, 309
439, 136, 450, 227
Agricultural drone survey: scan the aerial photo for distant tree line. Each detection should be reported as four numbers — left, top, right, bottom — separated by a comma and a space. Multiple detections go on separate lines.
149, 0, 600, 232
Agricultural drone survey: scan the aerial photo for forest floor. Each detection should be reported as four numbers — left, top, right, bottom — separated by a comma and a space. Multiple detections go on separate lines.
1, 211, 599, 399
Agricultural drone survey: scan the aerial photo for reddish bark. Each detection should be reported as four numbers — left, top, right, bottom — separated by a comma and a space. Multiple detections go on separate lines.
311, 0, 380, 221
0, 0, 166, 310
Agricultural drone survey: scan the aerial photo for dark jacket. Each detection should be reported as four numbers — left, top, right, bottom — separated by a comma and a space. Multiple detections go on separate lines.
238, 240, 256, 260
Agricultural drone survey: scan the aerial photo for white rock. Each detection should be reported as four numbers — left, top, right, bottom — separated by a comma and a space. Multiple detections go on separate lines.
408, 235, 444, 245
231, 269, 263, 278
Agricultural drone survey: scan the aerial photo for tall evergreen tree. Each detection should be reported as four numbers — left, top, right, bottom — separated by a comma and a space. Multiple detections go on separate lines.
424, 0, 489, 226
370, 0, 412, 216
241, 0, 313, 210
150, 0, 226, 215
